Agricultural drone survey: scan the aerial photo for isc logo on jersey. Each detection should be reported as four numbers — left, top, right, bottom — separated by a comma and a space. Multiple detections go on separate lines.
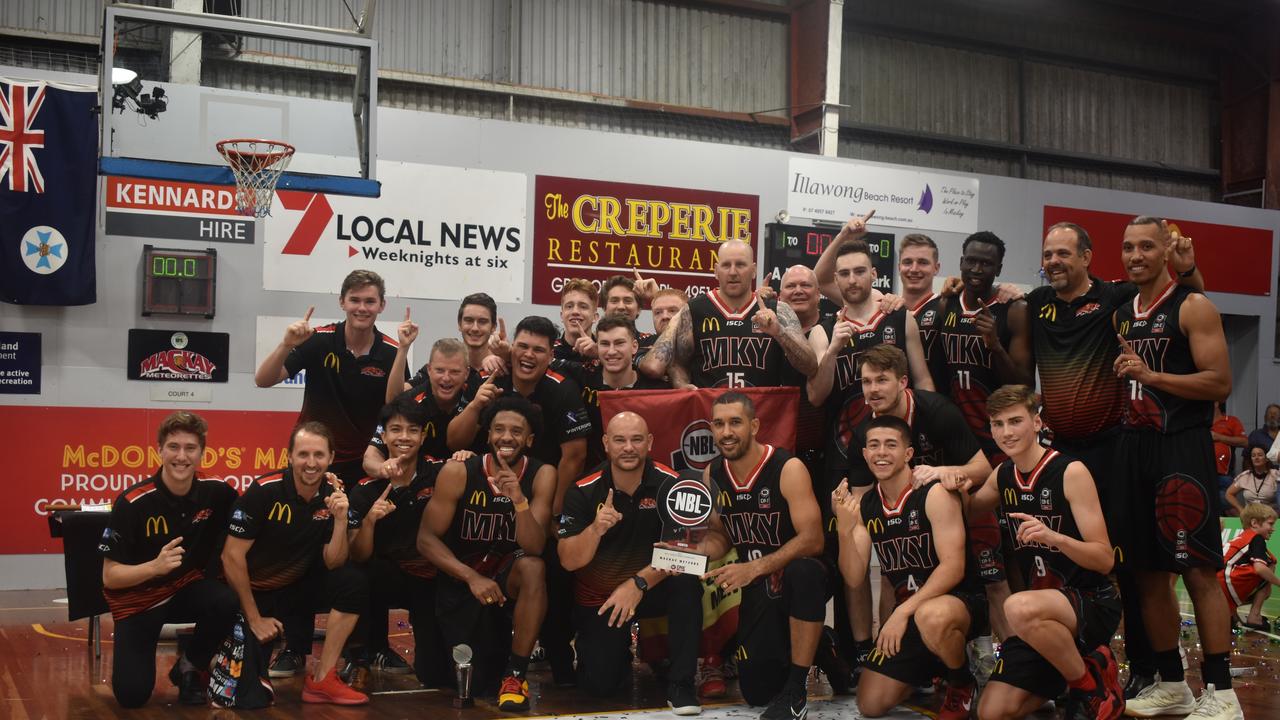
666, 479, 713, 527
673, 419, 719, 470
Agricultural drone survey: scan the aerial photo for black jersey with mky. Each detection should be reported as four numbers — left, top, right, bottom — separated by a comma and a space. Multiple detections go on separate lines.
937, 294, 1012, 460
1113, 282, 1212, 434
688, 290, 786, 388
444, 453, 545, 576
709, 445, 798, 566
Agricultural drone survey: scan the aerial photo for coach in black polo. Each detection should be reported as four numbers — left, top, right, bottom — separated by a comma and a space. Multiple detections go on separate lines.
100, 411, 239, 708
221, 422, 369, 705
558, 412, 703, 713
255, 269, 406, 483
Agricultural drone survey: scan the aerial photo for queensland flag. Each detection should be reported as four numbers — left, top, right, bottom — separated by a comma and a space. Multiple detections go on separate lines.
0, 79, 97, 305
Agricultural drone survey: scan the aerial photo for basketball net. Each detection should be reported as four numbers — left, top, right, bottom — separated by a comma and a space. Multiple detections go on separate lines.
216, 139, 295, 218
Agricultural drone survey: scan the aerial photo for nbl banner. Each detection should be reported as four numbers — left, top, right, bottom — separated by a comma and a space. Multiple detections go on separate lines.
0, 78, 97, 306
598, 387, 799, 471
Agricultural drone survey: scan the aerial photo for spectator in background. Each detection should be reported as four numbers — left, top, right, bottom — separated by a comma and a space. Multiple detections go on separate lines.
1248, 403, 1280, 459
1213, 401, 1248, 493
1226, 445, 1280, 517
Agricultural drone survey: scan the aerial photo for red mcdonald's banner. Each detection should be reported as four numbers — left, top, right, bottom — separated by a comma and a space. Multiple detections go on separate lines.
598, 387, 799, 472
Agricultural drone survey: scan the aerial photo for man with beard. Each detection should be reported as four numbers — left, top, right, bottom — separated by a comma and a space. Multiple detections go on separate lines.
640, 239, 816, 388
703, 392, 826, 720
1111, 217, 1238, 720
832, 416, 986, 720
1248, 403, 1280, 455
255, 269, 404, 485
551, 316, 669, 471
417, 396, 556, 711
364, 339, 471, 480
968, 385, 1123, 720
222, 422, 368, 705
347, 397, 452, 686
651, 287, 690, 337
1028, 221, 1202, 696
100, 412, 239, 708
558, 413, 704, 714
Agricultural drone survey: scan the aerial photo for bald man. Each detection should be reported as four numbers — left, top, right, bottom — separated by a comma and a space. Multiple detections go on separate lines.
557, 413, 704, 713
641, 240, 816, 388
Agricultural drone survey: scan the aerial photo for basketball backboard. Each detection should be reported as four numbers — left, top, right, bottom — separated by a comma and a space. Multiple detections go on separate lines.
99, 1, 380, 199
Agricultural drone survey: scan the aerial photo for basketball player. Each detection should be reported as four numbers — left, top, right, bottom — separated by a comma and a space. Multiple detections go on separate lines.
347, 397, 451, 686
558, 413, 703, 714
967, 385, 1124, 720
417, 396, 556, 711
703, 392, 826, 720
831, 415, 985, 719
551, 316, 669, 471
99, 412, 239, 708
364, 339, 470, 480
894, 233, 951, 393
600, 272, 659, 353
639, 239, 816, 387
221, 422, 369, 705
254, 269, 403, 484
651, 287, 689, 336
1111, 216, 1239, 719
1028, 221, 1201, 696
556, 278, 601, 363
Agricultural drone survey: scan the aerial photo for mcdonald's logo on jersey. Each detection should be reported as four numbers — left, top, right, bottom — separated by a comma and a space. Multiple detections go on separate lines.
323, 352, 341, 372
145, 515, 169, 537
827, 516, 837, 533
268, 502, 292, 524
1119, 320, 1131, 336
1113, 545, 1125, 564
582, 387, 598, 407
993, 658, 1004, 675
866, 518, 884, 534
469, 490, 487, 507
944, 312, 957, 327
718, 490, 733, 509
866, 648, 888, 666
1038, 304, 1056, 322
733, 645, 748, 661
701, 317, 721, 333
1003, 487, 1017, 506
424, 421, 437, 438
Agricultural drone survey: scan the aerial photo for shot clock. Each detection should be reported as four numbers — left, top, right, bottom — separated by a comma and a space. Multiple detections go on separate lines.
140, 245, 217, 317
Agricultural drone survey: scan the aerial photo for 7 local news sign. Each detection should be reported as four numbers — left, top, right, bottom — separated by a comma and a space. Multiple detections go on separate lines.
105, 177, 254, 244
262, 162, 527, 302
531, 176, 758, 305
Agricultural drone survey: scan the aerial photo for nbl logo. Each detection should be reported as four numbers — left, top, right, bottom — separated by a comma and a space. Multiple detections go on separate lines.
672, 419, 719, 470
665, 479, 712, 527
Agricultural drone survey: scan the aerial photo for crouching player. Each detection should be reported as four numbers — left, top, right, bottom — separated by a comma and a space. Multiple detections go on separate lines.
1219, 503, 1279, 632
969, 385, 1123, 720
833, 415, 987, 720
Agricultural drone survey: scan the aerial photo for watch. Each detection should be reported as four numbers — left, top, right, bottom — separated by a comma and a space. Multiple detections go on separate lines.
632, 575, 649, 592
1178, 264, 1197, 278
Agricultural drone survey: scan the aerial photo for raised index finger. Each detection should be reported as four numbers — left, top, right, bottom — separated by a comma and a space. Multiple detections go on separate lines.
303, 306, 314, 323
604, 488, 614, 507
377, 482, 394, 502
498, 318, 507, 339
404, 306, 411, 321
1115, 333, 1136, 354
862, 209, 877, 223
1007, 512, 1034, 522
162, 536, 184, 550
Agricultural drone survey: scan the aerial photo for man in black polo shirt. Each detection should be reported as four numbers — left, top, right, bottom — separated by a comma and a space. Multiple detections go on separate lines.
254, 269, 406, 483
100, 411, 239, 708
221, 422, 369, 705
347, 397, 451, 686
552, 316, 669, 471
364, 338, 471, 479
558, 412, 703, 712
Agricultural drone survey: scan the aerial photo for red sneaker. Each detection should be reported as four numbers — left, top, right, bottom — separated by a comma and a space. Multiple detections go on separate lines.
937, 682, 976, 719
302, 668, 369, 705
697, 656, 727, 698
497, 674, 530, 711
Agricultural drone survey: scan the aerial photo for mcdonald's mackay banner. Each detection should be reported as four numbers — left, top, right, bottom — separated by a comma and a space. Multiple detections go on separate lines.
0, 406, 296, 553
531, 175, 758, 306
598, 387, 799, 471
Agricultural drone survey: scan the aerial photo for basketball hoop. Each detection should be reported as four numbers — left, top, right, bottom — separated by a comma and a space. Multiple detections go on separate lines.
216, 138, 295, 218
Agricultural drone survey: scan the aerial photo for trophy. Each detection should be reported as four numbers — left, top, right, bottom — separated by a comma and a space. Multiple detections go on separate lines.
652, 469, 718, 575
451, 644, 474, 708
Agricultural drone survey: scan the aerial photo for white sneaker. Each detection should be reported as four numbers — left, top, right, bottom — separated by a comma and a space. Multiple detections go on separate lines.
1185, 684, 1243, 720
1124, 680, 1195, 717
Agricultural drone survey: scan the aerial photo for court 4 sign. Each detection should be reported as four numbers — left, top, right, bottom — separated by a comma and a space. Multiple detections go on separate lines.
262, 162, 527, 302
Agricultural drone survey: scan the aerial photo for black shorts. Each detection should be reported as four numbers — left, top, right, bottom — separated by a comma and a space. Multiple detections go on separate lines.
734, 557, 827, 706
252, 563, 367, 618
1117, 429, 1223, 572
1053, 430, 1125, 567
988, 584, 1122, 698
434, 552, 521, 647
861, 590, 987, 686
967, 510, 1006, 585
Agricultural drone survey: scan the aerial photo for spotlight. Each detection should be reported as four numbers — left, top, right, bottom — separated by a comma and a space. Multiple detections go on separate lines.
111, 68, 167, 119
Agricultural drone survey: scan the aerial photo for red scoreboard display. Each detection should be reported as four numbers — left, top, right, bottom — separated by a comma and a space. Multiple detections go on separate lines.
763, 223, 896, 314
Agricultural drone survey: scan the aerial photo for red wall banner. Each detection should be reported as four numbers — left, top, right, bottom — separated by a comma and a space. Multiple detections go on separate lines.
1042, 206, 1274, 296
598, 387, 799, 472
0, 406, 297, 554
532, 175, 759, 305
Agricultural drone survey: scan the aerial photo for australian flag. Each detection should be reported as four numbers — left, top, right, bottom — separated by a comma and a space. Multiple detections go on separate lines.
0, 78, 97, 305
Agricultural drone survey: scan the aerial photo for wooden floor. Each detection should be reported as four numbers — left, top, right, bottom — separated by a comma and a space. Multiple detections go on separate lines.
2, 589, 1279, 719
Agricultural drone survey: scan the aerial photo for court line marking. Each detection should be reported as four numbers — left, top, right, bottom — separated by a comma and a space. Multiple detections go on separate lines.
32, 624, 116, 644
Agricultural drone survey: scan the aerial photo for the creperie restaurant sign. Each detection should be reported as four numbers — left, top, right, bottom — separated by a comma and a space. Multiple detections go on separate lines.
531, 175, 758, 305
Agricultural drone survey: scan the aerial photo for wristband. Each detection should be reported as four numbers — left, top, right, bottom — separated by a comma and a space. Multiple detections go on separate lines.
514, 500, 530, 513
1178, 264, 1197, 278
